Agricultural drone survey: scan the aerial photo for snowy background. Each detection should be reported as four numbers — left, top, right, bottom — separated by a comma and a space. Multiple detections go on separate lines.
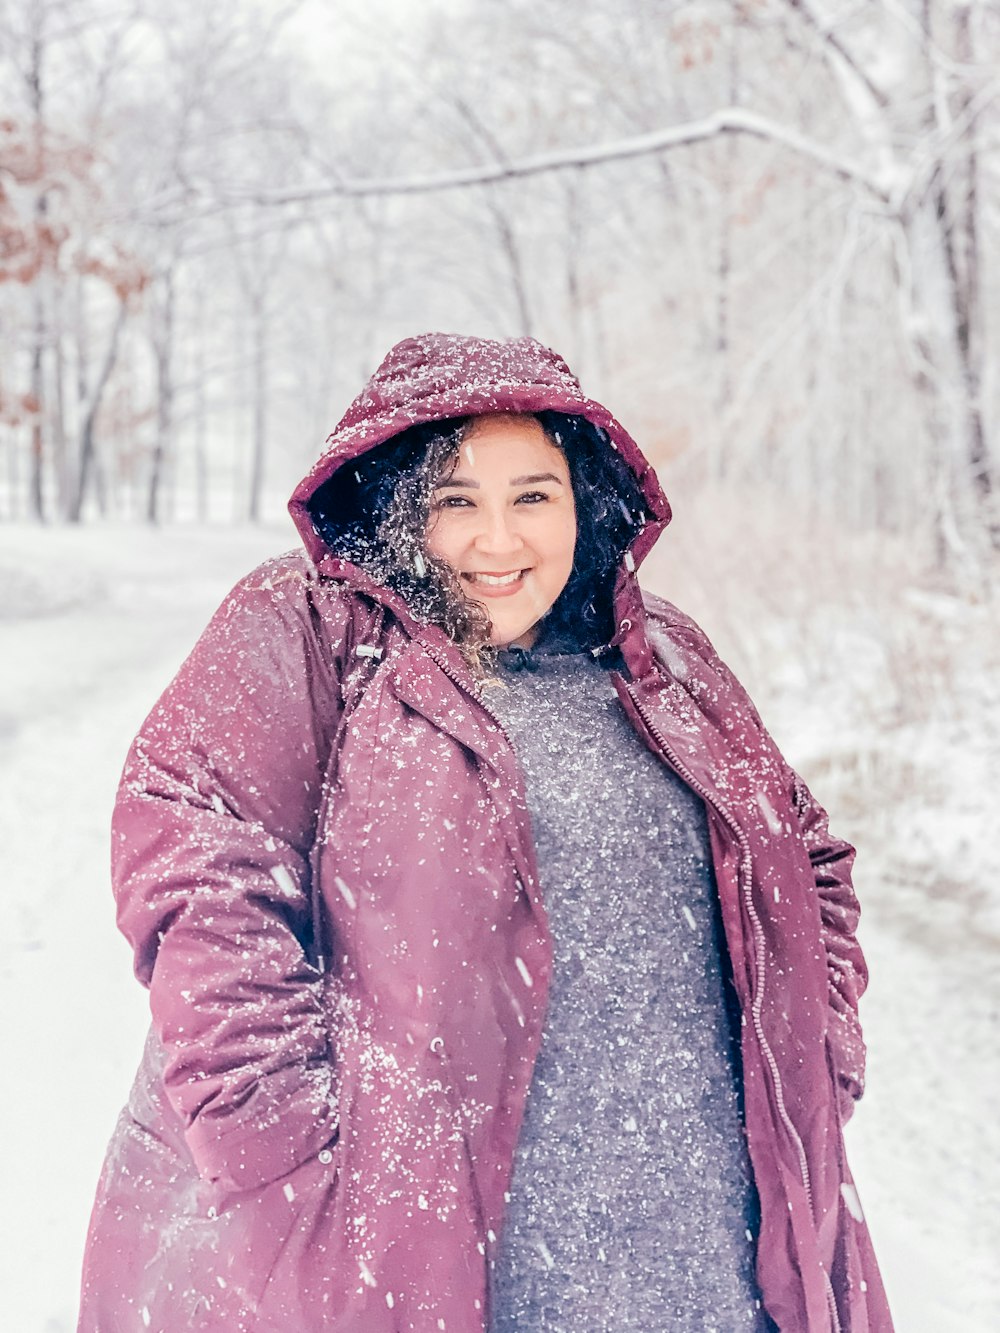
3, 0, 1000, 1327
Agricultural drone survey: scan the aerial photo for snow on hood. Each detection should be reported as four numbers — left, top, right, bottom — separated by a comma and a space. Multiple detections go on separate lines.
288, 331, 671, 572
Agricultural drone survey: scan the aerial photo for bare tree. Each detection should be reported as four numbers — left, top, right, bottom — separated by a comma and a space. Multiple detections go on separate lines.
2, 0, 997, 585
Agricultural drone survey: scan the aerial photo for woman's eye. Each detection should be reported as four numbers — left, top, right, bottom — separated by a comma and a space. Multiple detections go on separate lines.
435, 494, 474, 509
515, 490, 551, 505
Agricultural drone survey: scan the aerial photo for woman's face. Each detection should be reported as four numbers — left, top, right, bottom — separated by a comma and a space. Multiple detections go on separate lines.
425, 414, 577, 649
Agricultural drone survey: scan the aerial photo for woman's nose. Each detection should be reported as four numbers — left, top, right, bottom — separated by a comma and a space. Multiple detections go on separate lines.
473, 507, 524, 555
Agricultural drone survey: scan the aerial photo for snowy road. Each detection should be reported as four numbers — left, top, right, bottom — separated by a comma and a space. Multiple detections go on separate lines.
1, 522, 995, 1330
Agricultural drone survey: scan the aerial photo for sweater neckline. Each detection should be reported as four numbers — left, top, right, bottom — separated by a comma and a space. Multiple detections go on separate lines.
495, 638, 614, 675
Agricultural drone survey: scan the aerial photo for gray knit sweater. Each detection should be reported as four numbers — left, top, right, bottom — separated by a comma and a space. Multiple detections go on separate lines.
485, 643, 770, 1332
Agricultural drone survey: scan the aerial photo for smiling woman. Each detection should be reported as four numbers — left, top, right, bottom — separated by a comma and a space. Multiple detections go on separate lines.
79, 332, 893, 1333
425, 414, 577, 648
302, 402, 648, 676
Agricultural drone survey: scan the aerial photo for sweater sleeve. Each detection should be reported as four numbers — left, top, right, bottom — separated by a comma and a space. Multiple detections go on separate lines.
112, 559, 347, 1190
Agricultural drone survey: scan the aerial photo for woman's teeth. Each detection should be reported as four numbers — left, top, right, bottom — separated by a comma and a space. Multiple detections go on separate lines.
467, 571, 524, 586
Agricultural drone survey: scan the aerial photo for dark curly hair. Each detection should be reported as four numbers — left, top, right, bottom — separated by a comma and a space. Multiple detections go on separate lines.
307, 412, 649, 674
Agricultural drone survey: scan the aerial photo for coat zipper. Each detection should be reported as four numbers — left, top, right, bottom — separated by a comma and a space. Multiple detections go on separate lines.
622, 684, 818, 1208
624, 681, 844, 1332
416, 637, 520, 768
416, 638, 545, 910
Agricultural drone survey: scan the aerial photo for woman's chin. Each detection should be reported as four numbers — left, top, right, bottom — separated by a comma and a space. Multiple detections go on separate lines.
489, 623, 539, 650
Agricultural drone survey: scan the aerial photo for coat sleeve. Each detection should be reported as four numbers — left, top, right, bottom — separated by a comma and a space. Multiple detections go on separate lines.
112, 559, 347, 1191
643, 593, 869, 1121
736, 670, 869, 1120
788, 770, 868, 1121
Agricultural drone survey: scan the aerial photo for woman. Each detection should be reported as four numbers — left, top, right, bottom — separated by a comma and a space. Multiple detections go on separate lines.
79, 332, 892, 1331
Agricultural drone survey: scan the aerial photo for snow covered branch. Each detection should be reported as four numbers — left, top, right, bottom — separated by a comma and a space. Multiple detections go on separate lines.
781, 0, 890, 111
164, 107, 892, 213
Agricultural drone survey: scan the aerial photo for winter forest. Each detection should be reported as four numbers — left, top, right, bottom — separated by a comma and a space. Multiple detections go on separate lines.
3, 0, 998, 560
1, 0, 998, 1329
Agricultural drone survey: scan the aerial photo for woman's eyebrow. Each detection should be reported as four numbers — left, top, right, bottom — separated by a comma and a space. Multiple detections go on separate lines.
435, 476, 479, 489
434, 472, 564, 490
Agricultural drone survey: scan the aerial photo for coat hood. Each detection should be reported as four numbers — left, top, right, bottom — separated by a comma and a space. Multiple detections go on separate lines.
288, 332, 671, 572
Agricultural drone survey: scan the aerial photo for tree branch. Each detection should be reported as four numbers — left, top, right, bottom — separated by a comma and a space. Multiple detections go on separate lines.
895, 75, 1000, 217
781, 0, 890, 111
143, 106, 891, 220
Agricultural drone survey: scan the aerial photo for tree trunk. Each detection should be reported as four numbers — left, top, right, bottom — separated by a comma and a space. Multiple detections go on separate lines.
51, 278, 70, 518
5, 411, 21, 519
193, 283, 209, 524
713, 5, 742, 482
69, 301, 127, 523
486, 191, 533, 337
902, 203, 983, 574
27, 28, 47, 522
147, 269, 176, 524
247, 299, 267, 524
903, 0, 994, 572
29, 294, 46, 523
951, 1, 994, 537
562, 171, 584, 374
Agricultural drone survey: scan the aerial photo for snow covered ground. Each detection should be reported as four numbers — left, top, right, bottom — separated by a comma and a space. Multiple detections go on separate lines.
1, 514, 997, 1330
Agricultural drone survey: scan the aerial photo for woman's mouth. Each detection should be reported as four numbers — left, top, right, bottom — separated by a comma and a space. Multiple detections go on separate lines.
461, 569, 530, 596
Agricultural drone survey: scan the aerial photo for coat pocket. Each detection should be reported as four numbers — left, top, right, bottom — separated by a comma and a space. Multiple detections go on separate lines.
97, 1121, 344, 1329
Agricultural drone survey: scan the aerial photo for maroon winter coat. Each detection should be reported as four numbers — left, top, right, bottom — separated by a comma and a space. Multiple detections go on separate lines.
79, 333, 892, 1331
